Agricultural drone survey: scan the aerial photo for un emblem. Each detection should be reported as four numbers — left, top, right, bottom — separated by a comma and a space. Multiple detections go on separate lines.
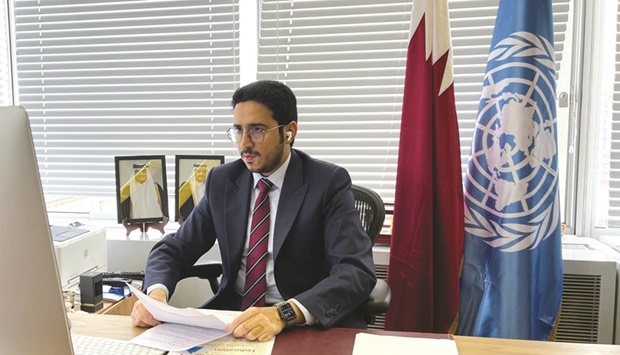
464, 32, 561, 253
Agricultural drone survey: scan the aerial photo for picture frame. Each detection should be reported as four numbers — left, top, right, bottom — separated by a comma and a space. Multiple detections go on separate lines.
114, 155, 169, 224
175, 155, 225, 223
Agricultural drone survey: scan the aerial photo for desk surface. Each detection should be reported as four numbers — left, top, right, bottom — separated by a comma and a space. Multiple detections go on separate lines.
68, 313, 620, 355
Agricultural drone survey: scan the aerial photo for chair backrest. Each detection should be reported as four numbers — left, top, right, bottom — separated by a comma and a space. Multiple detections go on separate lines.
351, 184, 385, 245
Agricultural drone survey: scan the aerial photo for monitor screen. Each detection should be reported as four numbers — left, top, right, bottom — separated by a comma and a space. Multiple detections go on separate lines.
0, 106, 74, 353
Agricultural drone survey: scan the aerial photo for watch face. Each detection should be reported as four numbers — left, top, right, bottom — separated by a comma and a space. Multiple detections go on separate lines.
278, 302, 296, 321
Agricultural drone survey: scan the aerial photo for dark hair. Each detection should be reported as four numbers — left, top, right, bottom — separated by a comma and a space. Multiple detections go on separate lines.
231, 80, 298, 126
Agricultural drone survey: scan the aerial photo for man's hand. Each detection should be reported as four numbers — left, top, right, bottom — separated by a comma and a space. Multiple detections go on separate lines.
130, 288, 167, 328
226, 307, 287, 342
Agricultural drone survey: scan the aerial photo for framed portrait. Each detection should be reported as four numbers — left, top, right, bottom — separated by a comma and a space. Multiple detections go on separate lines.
175, 155, 225, 223
114, 155, 169, 224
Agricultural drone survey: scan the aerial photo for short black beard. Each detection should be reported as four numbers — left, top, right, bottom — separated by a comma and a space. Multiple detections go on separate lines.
241, 143, 285, 175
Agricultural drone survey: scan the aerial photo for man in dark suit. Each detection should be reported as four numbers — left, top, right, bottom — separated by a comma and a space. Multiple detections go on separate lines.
131, 80, 376, 342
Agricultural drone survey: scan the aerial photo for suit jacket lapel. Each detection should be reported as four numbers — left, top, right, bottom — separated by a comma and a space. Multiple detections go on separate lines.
273, 150, 308, 260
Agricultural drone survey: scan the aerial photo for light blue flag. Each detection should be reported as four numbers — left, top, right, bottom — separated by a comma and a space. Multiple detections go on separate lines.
457, 0, 563, 340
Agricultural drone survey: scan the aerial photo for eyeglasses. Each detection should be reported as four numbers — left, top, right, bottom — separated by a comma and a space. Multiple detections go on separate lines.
226, 125, 284, 143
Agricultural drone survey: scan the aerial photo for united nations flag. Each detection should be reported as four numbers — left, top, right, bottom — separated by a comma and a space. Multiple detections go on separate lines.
457, 0, 563, 340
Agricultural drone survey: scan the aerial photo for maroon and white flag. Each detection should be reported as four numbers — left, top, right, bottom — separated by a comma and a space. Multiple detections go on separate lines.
386, 0, 464, 333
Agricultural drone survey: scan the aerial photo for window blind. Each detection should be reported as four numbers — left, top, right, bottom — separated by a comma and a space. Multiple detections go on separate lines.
9, 0, 573, 205
593, 3, 620, 229
0, 0, 11, 105
610, 6, 620, 228
258, 0, 571, 204
13, 0, 239, 196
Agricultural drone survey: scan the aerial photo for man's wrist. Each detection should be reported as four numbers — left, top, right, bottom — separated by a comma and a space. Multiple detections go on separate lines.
289, 298, 314, 326
275, 301, 305, 328
147, 288, 167, 303
145, 283, 170, 301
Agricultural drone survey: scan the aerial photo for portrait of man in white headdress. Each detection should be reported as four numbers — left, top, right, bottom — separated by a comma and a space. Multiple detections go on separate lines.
115, 156, 169, 223
175, 155, 224, 223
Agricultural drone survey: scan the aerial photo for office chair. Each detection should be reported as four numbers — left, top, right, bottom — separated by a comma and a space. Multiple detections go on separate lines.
351, 184, 385, 245
350, 184, 391, 325
179, 184, 391, 325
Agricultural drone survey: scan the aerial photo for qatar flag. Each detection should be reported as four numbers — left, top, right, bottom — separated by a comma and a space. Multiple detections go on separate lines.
385, 0, 464, 333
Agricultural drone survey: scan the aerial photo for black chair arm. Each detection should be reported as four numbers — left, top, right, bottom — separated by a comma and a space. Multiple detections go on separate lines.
185, 260, 223, 295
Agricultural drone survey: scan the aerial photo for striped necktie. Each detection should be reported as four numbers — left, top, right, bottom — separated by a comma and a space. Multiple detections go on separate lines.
241, 178, 273, 310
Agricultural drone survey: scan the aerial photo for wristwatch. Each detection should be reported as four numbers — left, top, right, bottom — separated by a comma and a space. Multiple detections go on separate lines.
274, 301, 297, 327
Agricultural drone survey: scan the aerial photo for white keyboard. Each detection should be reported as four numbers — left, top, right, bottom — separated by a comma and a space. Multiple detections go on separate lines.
72, 334, 166, 355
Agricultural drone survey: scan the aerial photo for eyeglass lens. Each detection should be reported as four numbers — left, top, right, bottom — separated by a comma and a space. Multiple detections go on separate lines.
228, 128, 264, 143
227, 125, 282, 143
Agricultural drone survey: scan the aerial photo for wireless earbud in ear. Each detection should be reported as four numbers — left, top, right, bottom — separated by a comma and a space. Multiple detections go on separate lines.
286, 131, 292, 142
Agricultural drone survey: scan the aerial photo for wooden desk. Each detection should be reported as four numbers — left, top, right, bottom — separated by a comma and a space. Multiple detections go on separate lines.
95, 293, 137, 316
452, 335, 620, 355
70, 313, 146, 341
69, 313, 620, 355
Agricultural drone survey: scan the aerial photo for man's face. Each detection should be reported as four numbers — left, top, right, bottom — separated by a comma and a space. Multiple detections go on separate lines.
194, 167, 207, 183
233, 101, 289, 176
134, 169, 147, 184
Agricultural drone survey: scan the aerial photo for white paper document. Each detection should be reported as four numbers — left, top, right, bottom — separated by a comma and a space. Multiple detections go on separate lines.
130, 285, 231, 329
128, 285, 245, 352
131, 323, 230, 352
168, 335, 275, 355
352, 333, 459, 355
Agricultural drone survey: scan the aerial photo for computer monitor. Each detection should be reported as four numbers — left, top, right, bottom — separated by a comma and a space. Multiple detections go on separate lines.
0, 106, 74, 353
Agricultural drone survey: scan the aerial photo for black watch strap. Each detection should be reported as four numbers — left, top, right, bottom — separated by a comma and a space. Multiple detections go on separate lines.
275, 301, 297, 327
